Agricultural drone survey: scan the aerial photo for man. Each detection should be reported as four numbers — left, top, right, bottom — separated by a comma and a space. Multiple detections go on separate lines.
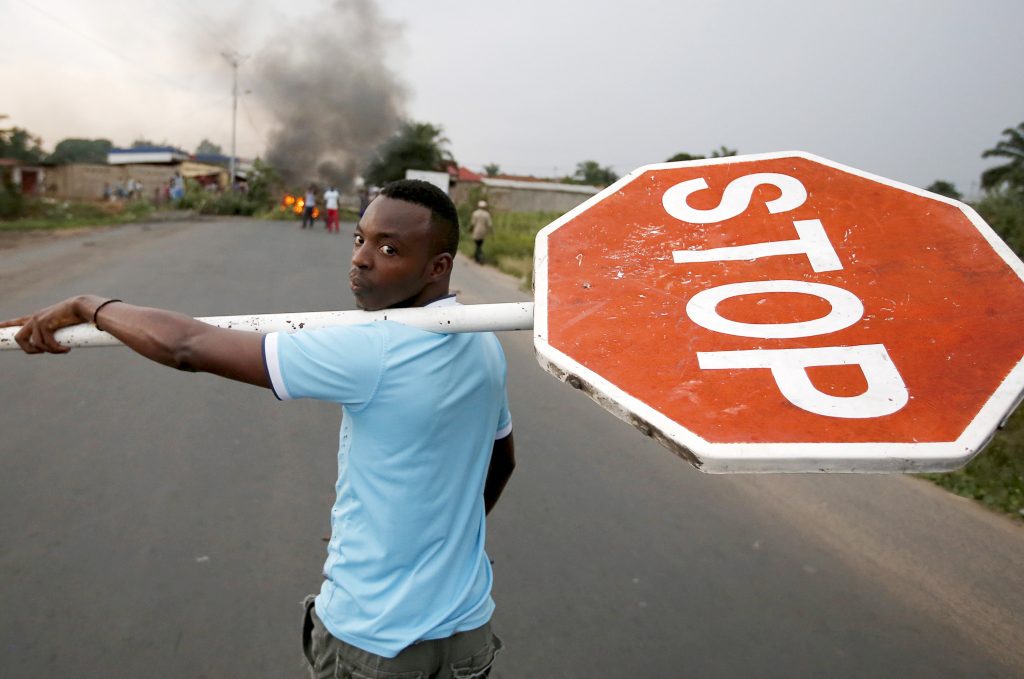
302, 184, 317, 229
1, 179, 515, 679
470, 200, 492, 264
323, 185, 341, 234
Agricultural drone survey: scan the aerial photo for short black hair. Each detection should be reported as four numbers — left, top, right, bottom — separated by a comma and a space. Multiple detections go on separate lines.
380, 179, 460, 256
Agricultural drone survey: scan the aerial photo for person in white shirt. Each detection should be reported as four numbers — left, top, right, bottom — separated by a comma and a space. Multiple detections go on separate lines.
323, 186, 341, 233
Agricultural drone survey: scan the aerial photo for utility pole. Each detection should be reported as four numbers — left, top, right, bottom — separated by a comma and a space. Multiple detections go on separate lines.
220, 50, 247, 190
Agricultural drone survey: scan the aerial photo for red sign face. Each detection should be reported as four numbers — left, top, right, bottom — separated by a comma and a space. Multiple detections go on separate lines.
533, 153, 1024, 472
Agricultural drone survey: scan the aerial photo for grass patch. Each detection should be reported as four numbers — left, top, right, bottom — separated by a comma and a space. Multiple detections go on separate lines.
263, 205, 361, 223
495, 255, 533, 282
0, 198, 154, 231
921, 405, 1024, 518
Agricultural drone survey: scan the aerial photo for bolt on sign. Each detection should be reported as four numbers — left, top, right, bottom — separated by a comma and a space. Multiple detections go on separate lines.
534, 152, 1024, 473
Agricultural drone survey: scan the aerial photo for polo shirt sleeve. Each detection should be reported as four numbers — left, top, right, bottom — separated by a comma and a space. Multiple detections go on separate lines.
494, 339, 512, 439
262, 324, 385, 407
495, 388, 512, 440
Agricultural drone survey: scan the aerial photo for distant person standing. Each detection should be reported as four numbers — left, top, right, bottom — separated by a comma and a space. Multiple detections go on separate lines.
323, 185, 341, 234
170, 172, 185, 203
470, 200, 493, 264
302, 185, 317, 229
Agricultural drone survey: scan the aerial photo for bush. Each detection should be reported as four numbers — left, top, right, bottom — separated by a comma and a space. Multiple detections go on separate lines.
0, 178, 24, 219
178, 178, 272, 216
201, 190, 260, 216
0, 197, 153, 231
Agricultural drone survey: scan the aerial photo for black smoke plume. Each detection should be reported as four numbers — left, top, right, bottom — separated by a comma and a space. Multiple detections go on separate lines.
253, 0, 405, 189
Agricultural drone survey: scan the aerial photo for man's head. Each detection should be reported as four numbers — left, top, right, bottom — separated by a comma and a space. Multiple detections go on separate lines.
349, 179, 461, 311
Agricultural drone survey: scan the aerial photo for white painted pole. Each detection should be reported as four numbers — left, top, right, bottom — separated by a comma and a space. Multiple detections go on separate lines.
0, 302, 535, 351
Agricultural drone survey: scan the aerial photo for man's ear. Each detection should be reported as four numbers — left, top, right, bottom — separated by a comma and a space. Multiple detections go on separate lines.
428, 252, 454, 280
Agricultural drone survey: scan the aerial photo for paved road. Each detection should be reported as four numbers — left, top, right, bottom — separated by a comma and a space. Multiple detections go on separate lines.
1, 218, 1022, 678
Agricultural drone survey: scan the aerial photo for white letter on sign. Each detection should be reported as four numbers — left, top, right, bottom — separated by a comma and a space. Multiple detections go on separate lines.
697, 345, 909, 419
686, 280, 863, 339
662, 172, 807, 224
673, 219, 842, 272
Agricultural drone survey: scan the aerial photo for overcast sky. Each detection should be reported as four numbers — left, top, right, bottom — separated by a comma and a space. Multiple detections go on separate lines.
3, 0, 1021, 196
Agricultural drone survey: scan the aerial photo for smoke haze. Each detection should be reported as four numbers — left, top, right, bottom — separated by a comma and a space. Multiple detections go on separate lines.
253, 0, 406, 189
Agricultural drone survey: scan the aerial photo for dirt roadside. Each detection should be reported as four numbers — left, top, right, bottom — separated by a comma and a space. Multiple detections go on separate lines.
0, 225, 120, 251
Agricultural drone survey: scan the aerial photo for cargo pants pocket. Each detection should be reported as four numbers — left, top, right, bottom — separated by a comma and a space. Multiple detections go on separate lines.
301, 594, 336, 678
450, 633, 504, 679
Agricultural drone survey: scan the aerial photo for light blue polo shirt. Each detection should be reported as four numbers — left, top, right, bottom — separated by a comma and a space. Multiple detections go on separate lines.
262, 296, 512, 658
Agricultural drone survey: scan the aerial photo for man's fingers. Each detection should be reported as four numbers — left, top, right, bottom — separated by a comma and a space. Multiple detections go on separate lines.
41, 322, 69, 354
29, 323, 50, 355
15, 323, 40, 354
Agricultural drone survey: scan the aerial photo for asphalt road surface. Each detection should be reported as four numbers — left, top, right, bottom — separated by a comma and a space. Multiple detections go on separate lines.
1, 217, 1023, 678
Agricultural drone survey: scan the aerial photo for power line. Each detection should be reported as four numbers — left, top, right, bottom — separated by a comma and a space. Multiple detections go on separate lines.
160, 0, 231, 54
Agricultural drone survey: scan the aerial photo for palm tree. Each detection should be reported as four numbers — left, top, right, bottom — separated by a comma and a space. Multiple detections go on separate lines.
364, 121, 455, 186
981, 122, 1024, 192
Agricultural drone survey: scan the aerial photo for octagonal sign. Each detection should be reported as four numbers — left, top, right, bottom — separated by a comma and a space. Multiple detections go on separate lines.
533, 152, 1024, 473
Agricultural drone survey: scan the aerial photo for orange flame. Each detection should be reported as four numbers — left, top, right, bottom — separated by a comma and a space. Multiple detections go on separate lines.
280, 194, 320, 220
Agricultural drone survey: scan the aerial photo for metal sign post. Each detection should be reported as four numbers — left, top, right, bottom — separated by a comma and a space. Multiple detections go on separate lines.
0, 303, 535, 350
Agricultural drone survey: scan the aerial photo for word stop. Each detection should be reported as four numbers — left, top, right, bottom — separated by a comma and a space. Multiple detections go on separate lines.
665, 172, 909, 419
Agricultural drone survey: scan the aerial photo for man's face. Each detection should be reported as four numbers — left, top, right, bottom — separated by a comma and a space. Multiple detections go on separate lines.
349, 196, 438, 311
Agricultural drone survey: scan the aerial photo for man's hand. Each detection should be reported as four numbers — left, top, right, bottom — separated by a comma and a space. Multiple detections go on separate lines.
1, 295, 269, 388
0, 295, 103, 354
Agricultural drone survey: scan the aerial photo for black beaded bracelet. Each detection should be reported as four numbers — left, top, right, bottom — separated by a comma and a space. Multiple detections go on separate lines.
92, 299, 123, 331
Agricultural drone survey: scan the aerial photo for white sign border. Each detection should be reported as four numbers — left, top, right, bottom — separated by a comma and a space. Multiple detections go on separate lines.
533, 151, 1024, 473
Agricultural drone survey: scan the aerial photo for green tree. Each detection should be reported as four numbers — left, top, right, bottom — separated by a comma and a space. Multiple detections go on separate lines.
195, 138, 223, 155
925, 180, 962, 201
363, 121, 455, 186
667, 146, 738, 163
666, 152, 705, 162
0, 115, 45, 163
46, 138, 112, 165
246, 157, 282, 209
0, 171, 24, 219
573, 160, 618, 186
483, 163, 501, 177
981, 122, 1024, 193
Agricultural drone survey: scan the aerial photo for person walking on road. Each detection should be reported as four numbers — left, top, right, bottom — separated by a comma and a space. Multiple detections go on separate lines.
323, 185, 341, 234
470, 200, 493, 264
301, 184, 317, 229
2, 179, 515, 679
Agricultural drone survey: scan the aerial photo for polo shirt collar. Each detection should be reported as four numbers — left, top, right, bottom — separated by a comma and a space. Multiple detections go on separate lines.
424, 294, 458, 308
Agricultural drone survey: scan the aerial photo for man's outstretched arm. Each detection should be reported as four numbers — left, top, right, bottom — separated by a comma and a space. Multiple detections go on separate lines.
0, 295, 270, 388
484, 432, 515, 515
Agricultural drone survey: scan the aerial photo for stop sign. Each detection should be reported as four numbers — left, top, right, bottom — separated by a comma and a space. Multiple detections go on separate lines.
534, 152, 1024, 472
